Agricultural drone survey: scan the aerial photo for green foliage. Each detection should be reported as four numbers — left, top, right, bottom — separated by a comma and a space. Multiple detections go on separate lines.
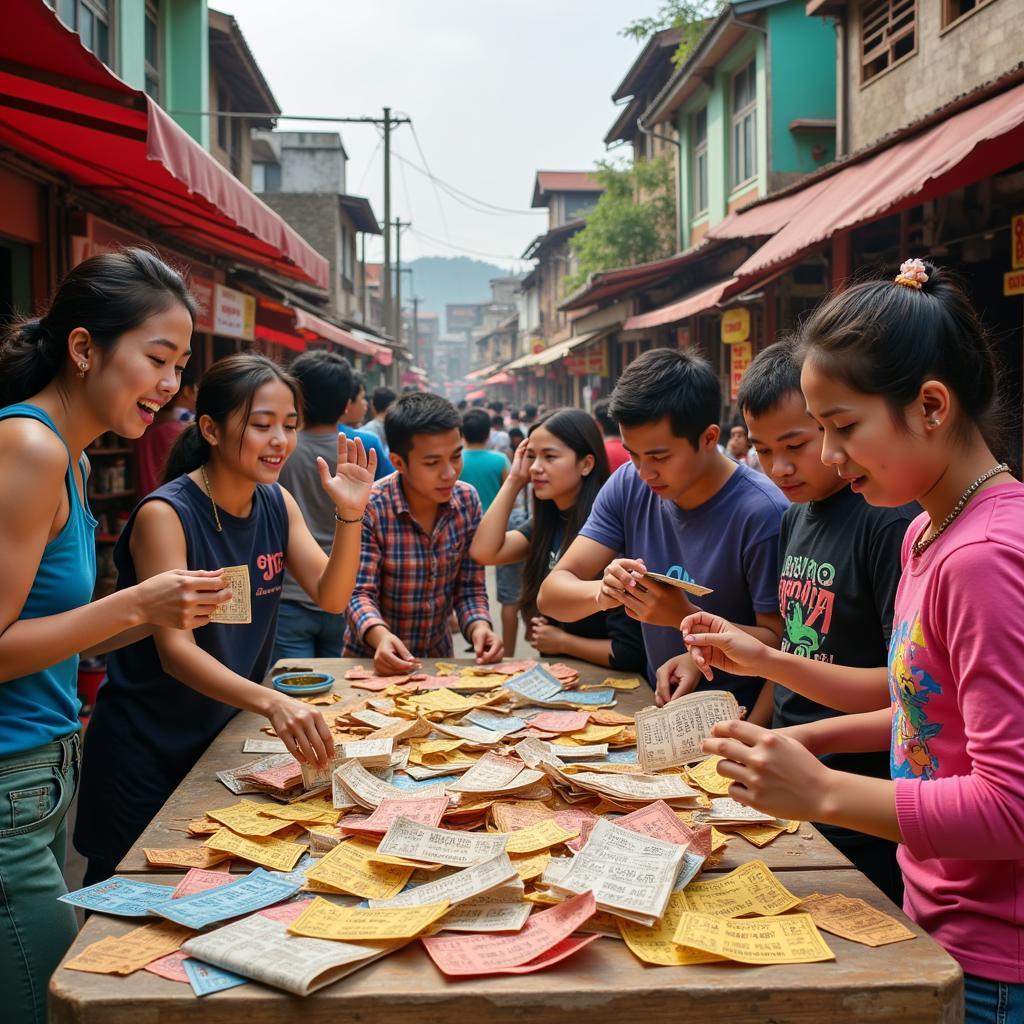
562, 155, 677, 296
621, 0, 727, 67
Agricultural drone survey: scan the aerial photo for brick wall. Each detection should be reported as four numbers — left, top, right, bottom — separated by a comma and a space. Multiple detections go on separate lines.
844, 0, 1016, 153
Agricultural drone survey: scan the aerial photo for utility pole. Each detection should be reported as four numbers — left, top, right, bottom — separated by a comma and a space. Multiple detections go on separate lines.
411, 295, 421, 368
393, 218, 410, 347
382, 107, 392, 339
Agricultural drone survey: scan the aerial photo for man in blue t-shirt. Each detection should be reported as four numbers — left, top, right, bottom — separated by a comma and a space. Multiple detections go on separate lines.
339, 370, 394, 481
537, 348, 787, 722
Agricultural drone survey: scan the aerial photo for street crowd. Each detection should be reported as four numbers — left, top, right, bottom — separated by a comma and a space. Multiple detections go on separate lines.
1, 248, 1022, 1022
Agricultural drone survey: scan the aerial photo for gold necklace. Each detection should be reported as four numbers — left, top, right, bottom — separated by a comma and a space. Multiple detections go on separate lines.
199, 463, 223, 533
912, 463, 1009, 556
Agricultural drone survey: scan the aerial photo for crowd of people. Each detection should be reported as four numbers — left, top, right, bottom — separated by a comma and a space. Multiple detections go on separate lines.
0, 248, 1020, 1023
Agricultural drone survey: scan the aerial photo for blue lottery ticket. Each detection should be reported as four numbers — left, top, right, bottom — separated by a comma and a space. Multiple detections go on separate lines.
673, 851, 707, 891
604, 747, 639, 763
269, 853, 318, 887
151, 868, 300, 929
503, 665, 564, 701
182, 957, 247, 996
58, 877, 176, 917
548, 687, 616, 706
390, 772, 460, 790
464, 710, 528, 733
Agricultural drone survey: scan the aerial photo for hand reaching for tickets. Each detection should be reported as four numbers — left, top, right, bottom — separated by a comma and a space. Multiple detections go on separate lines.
468, 620, 503, 664
317, 433, 377, 520
266, 691, 336, 768
680, 610, 772, 681
702, 719, 832, 823
372, 629, 422, 675
529, 616, 566, 656
654, 651, 703, 707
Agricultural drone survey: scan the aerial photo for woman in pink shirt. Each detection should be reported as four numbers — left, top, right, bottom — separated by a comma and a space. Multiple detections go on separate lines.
671, 260, 1023, 1022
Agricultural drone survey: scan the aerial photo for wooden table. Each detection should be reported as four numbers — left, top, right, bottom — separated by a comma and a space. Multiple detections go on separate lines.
52, 658, 964, 1022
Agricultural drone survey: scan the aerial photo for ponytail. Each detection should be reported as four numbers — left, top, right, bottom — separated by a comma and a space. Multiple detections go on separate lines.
0, 247, 196, 407
163, 422, 210, 482
0, 318, 63, 406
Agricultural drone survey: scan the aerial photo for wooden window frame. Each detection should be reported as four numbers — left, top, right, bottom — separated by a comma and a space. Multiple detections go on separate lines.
730, 61, 757, 191
692, 107, 709, 217
941, 0, 997, 32
860, 0, 917, 85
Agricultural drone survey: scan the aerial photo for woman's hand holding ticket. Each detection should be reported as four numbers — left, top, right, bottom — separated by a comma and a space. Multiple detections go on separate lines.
680, 610, 772, 680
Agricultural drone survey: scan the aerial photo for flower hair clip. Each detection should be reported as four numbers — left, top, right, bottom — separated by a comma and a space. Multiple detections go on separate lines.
894, 258, 929, 289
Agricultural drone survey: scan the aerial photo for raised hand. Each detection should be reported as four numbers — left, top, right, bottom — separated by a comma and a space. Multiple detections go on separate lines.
508, 438, 532, 488
317, 433, 377, 519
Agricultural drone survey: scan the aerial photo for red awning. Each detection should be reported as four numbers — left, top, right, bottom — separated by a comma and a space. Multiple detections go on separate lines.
293, 308, 393, 365
622, 278, 738, 330
485, 371, 516, 386
465, 389, 487, 401
254, 323, 306, 353
0, 0, 329, 288
733, 80, 1024, 280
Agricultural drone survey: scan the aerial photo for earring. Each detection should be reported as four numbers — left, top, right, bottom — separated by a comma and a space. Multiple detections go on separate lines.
929, 416, 941, 427
77, 362, 88, 378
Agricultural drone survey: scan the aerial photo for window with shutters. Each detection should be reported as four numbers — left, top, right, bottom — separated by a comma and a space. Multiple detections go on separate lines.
860, 0, 917, 84
730, 61, 757, 189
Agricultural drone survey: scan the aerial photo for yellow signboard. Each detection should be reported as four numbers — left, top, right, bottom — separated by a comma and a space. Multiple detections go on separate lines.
1012, 214, 1024, 270
720, 307, 750, 344
1004, 270, 1024, 297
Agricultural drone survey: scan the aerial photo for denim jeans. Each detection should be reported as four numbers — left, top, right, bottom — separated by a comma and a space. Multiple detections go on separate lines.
0, 733, 80, 1024
272, 600, 347, 661
964, 973, 1024, 1024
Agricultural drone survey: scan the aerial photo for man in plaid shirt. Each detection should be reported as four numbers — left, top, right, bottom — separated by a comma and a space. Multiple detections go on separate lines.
343, 393, 503, 673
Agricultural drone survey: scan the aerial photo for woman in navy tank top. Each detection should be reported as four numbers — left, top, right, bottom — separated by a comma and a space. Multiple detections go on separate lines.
75, 354, 374, 884
0, 250, 234, 1024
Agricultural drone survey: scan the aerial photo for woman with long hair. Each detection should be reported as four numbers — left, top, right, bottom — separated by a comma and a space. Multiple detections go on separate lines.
470, 408, 645, 671
0, 249, 232, 1024
74, 353, 374, 885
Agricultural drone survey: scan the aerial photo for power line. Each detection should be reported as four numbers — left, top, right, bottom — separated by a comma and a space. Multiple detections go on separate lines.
403, 121, 451, 237
408, 227, 530, 265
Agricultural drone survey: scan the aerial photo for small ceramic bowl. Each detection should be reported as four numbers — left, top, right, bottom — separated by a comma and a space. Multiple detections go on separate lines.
271, 671, 334, 696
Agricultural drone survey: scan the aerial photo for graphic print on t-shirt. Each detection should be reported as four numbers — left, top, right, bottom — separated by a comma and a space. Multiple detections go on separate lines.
888, 613, 943, 780
777, 553, 836, 660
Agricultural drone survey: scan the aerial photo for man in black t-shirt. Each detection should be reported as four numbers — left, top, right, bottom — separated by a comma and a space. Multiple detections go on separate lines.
739, 342, 917, 905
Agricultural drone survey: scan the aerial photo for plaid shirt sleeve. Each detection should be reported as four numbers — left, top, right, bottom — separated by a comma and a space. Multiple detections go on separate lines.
453, 486, 491, 636
345, 501, 388, 643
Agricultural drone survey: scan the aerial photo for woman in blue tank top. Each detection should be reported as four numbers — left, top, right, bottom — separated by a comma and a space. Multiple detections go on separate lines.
75, 354, 375, 885
0, 249, 236, 1024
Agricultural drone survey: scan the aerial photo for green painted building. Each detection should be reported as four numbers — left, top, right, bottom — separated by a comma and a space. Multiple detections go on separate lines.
48, 0, 210, 146
644, 0, 836, 249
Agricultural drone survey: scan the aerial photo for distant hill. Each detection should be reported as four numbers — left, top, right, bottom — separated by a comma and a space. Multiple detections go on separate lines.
407, 256, 507, 327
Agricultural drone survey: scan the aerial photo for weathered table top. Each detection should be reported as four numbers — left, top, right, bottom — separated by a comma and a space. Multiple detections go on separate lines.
49, 868, 963, 1024
56, 659, 962, 1022
118, 658, 852, 875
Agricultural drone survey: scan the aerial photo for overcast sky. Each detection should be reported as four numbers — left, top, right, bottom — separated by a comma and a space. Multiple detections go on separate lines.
210, 0, 660, 272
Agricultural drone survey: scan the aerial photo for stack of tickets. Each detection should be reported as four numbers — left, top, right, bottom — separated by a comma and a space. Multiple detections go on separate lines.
58, 659, 916, 998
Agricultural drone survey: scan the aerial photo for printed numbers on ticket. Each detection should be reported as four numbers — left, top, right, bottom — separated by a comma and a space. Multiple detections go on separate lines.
211, 564, 252, 624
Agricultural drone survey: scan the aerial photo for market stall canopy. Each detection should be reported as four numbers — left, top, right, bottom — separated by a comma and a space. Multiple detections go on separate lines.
622, 278, 739, 330
293, 308, 393, 364
729, 79, 1024, 281
484, 371, 515, 386
0, 0, 329, 288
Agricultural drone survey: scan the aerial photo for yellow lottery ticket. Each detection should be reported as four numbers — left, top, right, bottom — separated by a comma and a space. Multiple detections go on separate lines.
204, 827, 307, 871
208, 799, 298, 837
799, 893, 916, 947
619, 892, 727, 966
509, 849, 551, 882
288, 896, 451, 941
681, 860, 800, 918
673, 911, 835, 964
142, 846, 230, 869
209, 564, 252, 624
64, 922, 193, 975
502, 819, 580, 855
305, 839, 412, 899
686, 756, 733, 796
